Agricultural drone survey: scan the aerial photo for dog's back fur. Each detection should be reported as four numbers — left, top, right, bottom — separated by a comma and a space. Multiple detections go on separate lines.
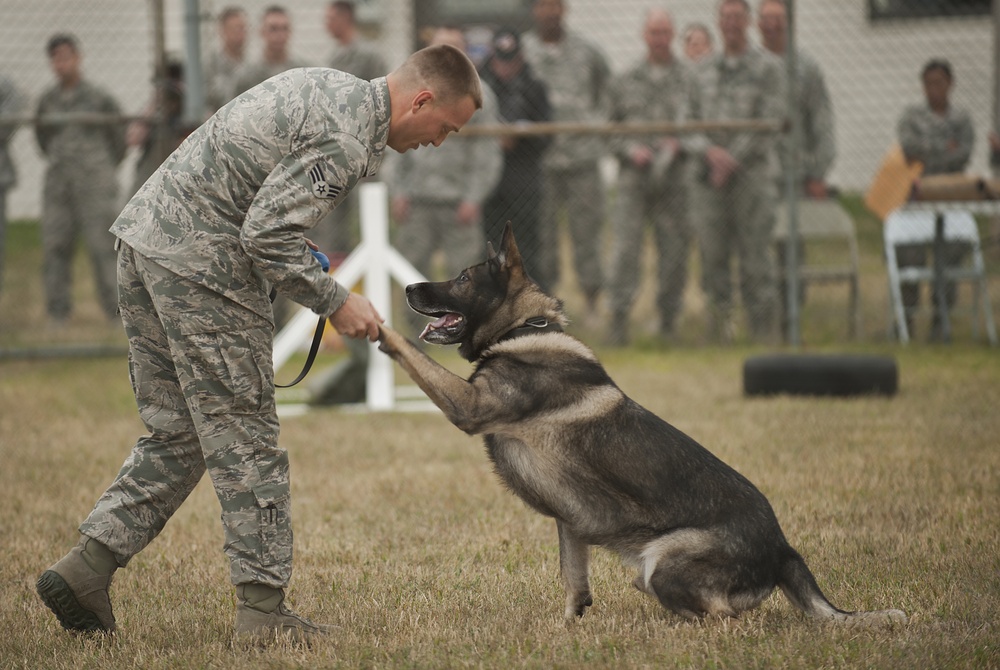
378, 224, 905, 624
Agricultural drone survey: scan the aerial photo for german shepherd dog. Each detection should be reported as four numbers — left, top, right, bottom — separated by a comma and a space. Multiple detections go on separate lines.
377, 224, 906, 624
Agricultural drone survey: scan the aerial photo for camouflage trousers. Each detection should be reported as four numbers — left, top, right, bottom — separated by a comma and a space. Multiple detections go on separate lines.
692, 167, 779, 343
607, 167, 691, 334
80, 243, 292, 588
41, 164, 119, 320
540, 163, 606, 302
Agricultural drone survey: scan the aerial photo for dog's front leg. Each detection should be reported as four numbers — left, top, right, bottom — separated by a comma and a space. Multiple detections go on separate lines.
377, 325, 484, 433
557, 520, 592, 621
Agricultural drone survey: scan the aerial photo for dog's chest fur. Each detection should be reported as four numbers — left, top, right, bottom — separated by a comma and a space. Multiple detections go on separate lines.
475, 333, 624, 520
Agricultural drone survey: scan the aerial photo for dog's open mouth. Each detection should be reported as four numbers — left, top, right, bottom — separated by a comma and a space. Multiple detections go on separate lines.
419, 312, 465, 342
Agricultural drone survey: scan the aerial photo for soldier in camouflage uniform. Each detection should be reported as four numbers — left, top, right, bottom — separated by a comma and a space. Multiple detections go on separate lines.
204, 7, 248, 115
687, 0, 785, 343
895, 58, 974, 339
605, 9, 695, 346
36, 44, 483, 643
233, 6, 310, 98
0, 74, 23, 296
34, 34, 126, 325
758, 0, 836, 339
522, 0, 611, 315
315, 0, 391, 258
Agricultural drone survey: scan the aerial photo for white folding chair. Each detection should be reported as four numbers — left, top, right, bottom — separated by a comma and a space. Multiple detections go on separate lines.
883, 208, 997, 345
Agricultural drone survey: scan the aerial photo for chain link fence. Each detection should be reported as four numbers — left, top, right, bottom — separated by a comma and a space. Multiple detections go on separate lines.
1, 0, 996, 351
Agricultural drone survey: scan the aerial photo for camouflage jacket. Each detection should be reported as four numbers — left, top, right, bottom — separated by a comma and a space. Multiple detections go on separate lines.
607, 55, 696, 176
111, 68, 391, 323
688, 47, 785, 170
0, 75, 24, 188
776, 49, 835, 183
896, 102, 974, 176
329, 37, 388, 81
34, 78, 126, 169
521, 29, 611, 170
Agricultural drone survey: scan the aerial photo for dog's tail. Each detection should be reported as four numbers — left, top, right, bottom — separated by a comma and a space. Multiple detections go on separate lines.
777, 546, 907, 625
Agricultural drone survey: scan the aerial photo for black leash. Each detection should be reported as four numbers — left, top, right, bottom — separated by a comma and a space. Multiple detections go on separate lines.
274, 248, 330, 388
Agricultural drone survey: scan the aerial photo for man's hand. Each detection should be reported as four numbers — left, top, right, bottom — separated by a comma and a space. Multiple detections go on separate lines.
455, 201, 480, 227
705, 145, 739, 189
329, 293, 384, 342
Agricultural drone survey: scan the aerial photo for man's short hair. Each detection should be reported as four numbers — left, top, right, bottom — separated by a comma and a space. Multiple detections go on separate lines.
218, 6, 245, 24
330, 0, 356, 20
720, 0, 751, 13
397, 43, 483, 110
922, 58, 953, 82
263, 5, 289, 19
46, 33, 78, 56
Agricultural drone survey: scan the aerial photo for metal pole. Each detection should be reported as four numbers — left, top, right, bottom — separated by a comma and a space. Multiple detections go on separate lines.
151, 0, 167, 164
784, 0, 801, 346
183, 0, 205, 127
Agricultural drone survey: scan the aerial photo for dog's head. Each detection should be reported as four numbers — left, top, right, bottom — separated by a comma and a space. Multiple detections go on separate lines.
406, 222, 566, 361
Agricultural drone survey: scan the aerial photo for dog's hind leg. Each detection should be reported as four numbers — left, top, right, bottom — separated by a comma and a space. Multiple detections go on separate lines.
557, 520, 592, 620
641, 529, 766, 619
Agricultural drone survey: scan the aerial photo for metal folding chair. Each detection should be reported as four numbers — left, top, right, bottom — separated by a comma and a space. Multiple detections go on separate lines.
883, 208, 997, 345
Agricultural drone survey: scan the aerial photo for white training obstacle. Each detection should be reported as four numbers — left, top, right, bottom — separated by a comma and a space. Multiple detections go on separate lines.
272, 181, 429, 412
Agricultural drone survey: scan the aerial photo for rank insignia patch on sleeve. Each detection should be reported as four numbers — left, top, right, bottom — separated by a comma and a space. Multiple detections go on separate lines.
308, 164, 342, 200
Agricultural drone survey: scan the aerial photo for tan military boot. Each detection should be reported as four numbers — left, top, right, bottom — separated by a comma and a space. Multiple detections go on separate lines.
233, 584, 332, 645
37, 536, 118, 634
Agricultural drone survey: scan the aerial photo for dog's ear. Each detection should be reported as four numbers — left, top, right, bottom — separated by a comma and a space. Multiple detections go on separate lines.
499, 222, 523, 271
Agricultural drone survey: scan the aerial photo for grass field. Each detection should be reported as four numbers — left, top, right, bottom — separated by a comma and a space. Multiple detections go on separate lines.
1, 203, 999, 668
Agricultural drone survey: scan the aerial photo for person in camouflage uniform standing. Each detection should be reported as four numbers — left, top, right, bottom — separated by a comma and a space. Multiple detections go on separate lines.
204, 6, 248, 115
316, 0, 390, 258
390, 27, 502, 305
605, 9, 695, 346
758, 0, 836, 340
522, 0, 611, 318
233, 6, 310, 98
36, 44, 483, 643
34, 34, 125, 326
688, 0, 785, 343
0, 73, 23, 296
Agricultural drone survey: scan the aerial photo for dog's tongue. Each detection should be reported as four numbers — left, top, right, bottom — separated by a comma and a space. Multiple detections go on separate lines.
419, 313, 462, 340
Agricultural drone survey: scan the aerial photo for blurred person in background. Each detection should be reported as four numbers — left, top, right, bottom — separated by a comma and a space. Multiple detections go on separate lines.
317, 0, 390, 259
478, 26, 552, 290
605, 9, 695, 346
895, 58, 974, 340
0, 73, 23, 296
687, 0, 784, 343
522, 0, 611, 324
126, 60, 188, 197
204, 6, 248, 114
36, 44, 483, 644
389, 26, 502, 335
34, 33, 125, 329
234, 5, 309, 96
236, 5, 311, 326
682, 22, 713, 63
757, 0, 835, 340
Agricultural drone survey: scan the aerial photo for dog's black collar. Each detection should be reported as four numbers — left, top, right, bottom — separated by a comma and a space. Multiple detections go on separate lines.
497, 317, 563, 343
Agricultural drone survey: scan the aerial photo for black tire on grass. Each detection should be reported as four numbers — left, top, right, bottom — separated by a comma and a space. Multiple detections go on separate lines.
743, 354, 898, 397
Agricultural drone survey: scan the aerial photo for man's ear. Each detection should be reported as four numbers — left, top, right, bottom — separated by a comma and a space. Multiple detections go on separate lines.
411, 90, 434, 113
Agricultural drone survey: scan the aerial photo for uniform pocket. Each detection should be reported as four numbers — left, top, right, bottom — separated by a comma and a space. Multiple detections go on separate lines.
252, 482, 292, 568
184, 329, 270, 415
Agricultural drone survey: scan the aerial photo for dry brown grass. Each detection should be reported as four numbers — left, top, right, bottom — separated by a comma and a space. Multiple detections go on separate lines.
2, 208, 999, 668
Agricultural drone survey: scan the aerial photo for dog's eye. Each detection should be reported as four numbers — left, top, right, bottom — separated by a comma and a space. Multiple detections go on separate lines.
457, 272, 469, 283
